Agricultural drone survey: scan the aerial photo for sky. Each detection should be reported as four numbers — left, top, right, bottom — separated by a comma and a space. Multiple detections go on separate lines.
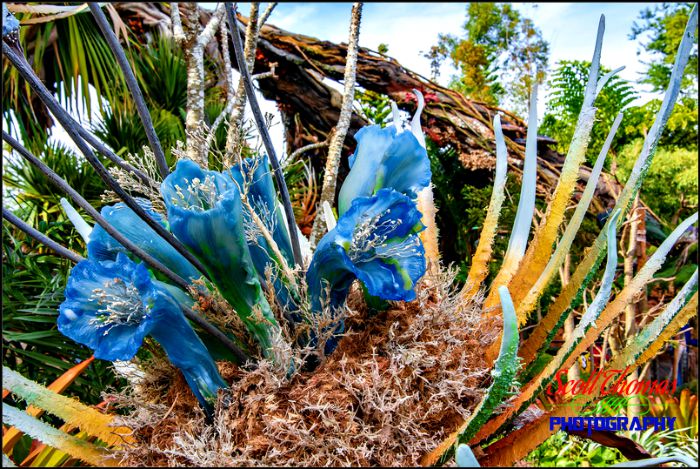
26, 2, 665, 158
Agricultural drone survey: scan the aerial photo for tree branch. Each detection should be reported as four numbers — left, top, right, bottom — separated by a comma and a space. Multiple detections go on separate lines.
257, 2, 277, 29
309, 3, 362, 246
170, 2, 186, 43
224, 2, 260, 163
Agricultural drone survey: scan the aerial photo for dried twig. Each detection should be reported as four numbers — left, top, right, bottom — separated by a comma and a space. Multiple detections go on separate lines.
309, 3, 362, 247
288, 138, 331, 163
224, 2, 260, 163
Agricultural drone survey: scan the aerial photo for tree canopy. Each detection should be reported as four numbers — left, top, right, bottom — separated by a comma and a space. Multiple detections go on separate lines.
424, 3, 549, 115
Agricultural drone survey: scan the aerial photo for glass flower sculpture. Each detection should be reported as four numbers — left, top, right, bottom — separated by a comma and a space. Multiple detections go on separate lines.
58, 253, 226, 414
51, 92, 431, 414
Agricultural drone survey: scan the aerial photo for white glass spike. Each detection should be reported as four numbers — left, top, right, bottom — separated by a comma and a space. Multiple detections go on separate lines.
390, 101, 402, 132
595, 66, 625, 97
410, 89, 426, 148
322, 201, 337, 231
504, 81, 538, 261
59, 197, 92, 243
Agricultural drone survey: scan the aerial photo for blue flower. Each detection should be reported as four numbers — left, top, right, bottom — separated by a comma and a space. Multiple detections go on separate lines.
228, 155, 294, 268
228, 155, 297, 310
307, 188, 426, 313
58, 253, 227, 413
87, 199, 201, 282
58, 253, 161, 361
337, 105, 431, 216
161, 159, 280, 354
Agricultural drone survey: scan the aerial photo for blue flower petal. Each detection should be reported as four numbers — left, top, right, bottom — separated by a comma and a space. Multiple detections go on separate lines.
380, 132, 432, 200
58, 252, 227, 414
338, 125, 431, 215
338, 125, 397, 215
58, 253, 161, 361
308, 188, 426, 313
87, 199, 201, 282
150, 312, 227, 413
228, 155, 294, 267
228, 155, 297, 311
161, 159, 279, 353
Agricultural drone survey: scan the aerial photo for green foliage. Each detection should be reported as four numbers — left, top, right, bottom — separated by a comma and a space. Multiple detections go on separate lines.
540, 60, 637, 163
3, 142, 103, 228
630, 3, 698, 96
355, 88, 392, 125
527, 426, 699, 467
424, 3, 548, 114
619, 97, 698, 150
425, 140, 517, 282
91, 35, 192, 166
527, 431, 625, 467
630, 427, 699, 465
2, 8, 124, 142
617, 140, 698, 223
129, 35, 188, 116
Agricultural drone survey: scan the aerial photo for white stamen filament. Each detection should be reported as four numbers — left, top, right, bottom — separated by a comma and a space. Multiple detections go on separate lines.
88, 278, 149, 335
347, 209, 420, 263
169, 175, 224, 212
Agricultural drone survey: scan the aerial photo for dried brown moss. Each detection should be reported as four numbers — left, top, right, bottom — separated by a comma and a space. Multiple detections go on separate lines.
113, 270, 497, 466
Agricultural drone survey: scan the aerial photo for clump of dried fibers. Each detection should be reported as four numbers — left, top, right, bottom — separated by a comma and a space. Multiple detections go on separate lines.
115, 268, 496, 466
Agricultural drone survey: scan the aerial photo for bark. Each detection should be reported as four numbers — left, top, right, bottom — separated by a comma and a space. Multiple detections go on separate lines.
243, 16, 623, 216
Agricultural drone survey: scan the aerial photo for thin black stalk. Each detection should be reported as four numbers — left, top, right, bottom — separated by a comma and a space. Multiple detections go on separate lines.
87, 3, 169, 179
3, 132, 249, 362
2, 208, 86, 264
225, 2, 303, 267
2, 41, 211, 281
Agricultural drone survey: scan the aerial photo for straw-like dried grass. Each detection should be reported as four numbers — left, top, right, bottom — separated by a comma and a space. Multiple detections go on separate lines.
111, 268, 499, 466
